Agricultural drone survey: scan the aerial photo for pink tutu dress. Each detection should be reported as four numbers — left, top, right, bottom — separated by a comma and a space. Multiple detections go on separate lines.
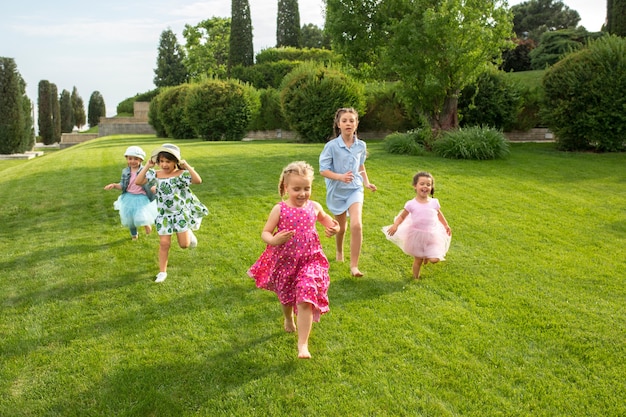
247, 201, 330, 322
382, 198, 451, 260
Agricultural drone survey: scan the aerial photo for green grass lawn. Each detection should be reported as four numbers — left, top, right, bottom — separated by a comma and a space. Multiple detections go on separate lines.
1, 135, 624, 416
503, 69, 545, 90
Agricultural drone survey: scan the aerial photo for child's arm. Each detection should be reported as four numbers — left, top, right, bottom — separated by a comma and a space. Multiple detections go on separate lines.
438, 210, 452, 236
359, 164, 377, 192
180, 160, 202, 184
320, 169, 355, 184
103, 183, 121, 191
386, 209, 409, 236
261, 204, 295, 246
313, 201, 340, 237
135, 159, 156, 185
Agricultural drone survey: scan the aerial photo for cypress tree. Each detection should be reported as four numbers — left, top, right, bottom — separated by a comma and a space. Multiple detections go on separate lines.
154, 28, 188, 87
88, 91, 106, 127
38, 80, 54, 144
50, 83, 61, 143
609, 0, 626, 36
229, 0, 254, 69
60, 89, 73, 133
277, 0, 301, 47
71, 87, 86, 129
0, 57, 26, 154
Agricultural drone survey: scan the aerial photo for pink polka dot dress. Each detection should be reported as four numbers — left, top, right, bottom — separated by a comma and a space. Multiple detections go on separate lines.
247, 201, 330, 322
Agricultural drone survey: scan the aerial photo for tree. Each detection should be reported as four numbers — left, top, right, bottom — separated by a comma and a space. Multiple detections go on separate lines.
88, 91, 106, 127
529, 27, 602, 69
277, 0, 301, 47
229, 0, 254, 69
71, 87, 86, 129
38, 80, 54, 144
50, 83, 61, 143
511, 0, 580, 43
0, 57, 33, 154
607, 0, 626, 36
59, 89, 74, 133
182, 17, 231, 80
326, 0, 514, 131
300, 23, 330, 49
154, 28, 188, 87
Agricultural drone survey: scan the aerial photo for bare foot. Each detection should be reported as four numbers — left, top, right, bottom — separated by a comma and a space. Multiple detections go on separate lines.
298, 344, 311, 359
284, 318, 296, 333
336, 252, 344, 262
350, 267, 364, 277
144, 225, 152, 235
414, 274, 421, 280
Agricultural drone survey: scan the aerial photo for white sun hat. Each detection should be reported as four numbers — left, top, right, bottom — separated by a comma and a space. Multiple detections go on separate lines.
124, 146, 146, 160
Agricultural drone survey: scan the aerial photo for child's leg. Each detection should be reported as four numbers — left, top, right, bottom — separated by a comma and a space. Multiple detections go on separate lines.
348, 203, 364, 276
158, 235, 172, 273
176, 229, 194, 249
427, 258, 440, 264
129, 226, 138, 240
281, 304, 296, 333
144, 224, 152, 234
412, 257, 424, 279
334, 212, 348, 262
296, 302, 313, 359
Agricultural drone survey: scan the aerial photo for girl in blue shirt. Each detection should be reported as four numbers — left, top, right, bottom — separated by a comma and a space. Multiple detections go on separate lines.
319, 108, 377, 277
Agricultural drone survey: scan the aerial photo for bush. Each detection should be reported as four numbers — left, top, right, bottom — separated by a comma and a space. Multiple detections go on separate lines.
383, 130, 429, 156
158, 85, 196, 139
185, 79, 260, 141
359, 82, 413, 133
117, 89, 160, 115
280, 63, 365, 142
247, 88, 284, 131
459, 69, 522, 132
541, 35, 626, 152
255, 47, 339, 64
231, 61, 301, 89
432, 126, 510, 160
148, 94, 167, 138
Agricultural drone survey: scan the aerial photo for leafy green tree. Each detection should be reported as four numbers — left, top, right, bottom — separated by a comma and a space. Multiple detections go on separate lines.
277, 0, 301, 47
71, 87, 86, 129
38, 80, 54, 144
384, 0, 513, 131
50, 83, 61, 143
88, 91, 106, 127
229, 0, 254, 68
182, 17, 230, 80
511, 0, 580, 43
529, 27, 604, 69
154, 28, 188, 87
0, 57, 33, 154
59, 89, 74, 133
607, 0, 626, 36
300, 23, 330, 49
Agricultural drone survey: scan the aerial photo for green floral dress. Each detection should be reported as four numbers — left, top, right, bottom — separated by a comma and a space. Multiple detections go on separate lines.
146, 169, 208, 235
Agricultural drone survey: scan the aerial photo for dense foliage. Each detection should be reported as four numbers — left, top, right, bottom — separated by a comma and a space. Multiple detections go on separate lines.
542, 35, 626, 152
71, 87, 86, 130
154, 28, 188, 87
37, 80, 60, 145
0, 57, 33, 154
229, 0, 254, 68
157, 85, 196, 139
88, 91, 106, 128
276, 0, 301, 48
59, 89, 73, 133
183, 18, 230, 81
511, 0, 580, 43
279, 63, 365, 142
607, 0, 626, 36
432, 126, 510, 160
382, 129, 431, 156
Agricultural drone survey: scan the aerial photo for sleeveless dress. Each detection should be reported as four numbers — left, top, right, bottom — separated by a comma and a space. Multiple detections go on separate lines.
145, 169, 208, 235
247, 201, 330, 322
113, 171, 157, 230
382, 198, 451, 260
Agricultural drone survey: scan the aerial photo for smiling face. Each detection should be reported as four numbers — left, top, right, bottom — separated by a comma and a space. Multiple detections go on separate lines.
284, 173, 313, 207
414, 175, 434, 199
126, 156, 142, 170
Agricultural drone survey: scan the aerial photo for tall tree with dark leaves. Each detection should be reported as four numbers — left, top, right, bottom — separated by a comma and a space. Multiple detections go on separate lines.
511, 0, 580, 42
88, 91, 106, 128
154, 28, 188, 87
38, 80, 54, 144
277, 0, 301, 47
71, 86, 86, 129
50, 83, 61, 143
59, 89, 73, 133
0, 57, 32, 154
608, 0, 626, 36
229, 0, 254, 69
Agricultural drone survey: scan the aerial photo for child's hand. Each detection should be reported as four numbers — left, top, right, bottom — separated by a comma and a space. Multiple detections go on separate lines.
146, 158, 156, 168
386, 225, 398, 236
271, 230, 295, 245
324, 220, 340, 237
104, 183, 117, 190
366, 183, 377, 192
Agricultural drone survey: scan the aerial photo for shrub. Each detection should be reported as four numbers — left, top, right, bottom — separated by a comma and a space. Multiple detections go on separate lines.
247, 88, 284, 131
383, 130, 428, 156
231, 60, 301, 89
158, 85, 196, 139
185, 79, 260, 141
117, 89, 160, 115
255, 47, 339, 64
359, 82, 413, 133
541, 35, 626, 152
432, 126, 510, 160
148, 94, 167, 138
280, 62, 365, 142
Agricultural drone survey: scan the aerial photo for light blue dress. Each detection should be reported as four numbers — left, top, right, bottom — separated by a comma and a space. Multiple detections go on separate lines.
319, 135, 368, 215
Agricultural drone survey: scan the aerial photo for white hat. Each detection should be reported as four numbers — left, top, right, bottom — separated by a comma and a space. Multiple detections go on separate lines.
151, 143, 181, 163
124, 146, 146, 160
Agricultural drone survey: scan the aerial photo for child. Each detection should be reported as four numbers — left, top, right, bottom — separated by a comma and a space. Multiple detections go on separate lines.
247, 161, 340, 359
319, 107, 377, 277
104, 146, 157, 240
135, 143, 208, 283
382, 171, 452, 279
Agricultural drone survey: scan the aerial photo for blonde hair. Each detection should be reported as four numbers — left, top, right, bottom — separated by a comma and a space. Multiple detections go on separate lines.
278, 161, 314, 197
332, 107, 359, 138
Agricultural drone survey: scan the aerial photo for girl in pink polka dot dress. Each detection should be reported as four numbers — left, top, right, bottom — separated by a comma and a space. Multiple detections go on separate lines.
248, 161, 339, 359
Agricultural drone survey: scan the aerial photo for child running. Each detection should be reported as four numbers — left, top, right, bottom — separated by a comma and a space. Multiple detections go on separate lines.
382, 171, 452, 279
104, 146, 157, 240
248, 161, 340, 359
135, 144, 208, 283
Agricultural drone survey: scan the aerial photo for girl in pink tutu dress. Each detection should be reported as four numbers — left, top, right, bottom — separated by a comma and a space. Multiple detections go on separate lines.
383, 171, 451, 279
248, 161, 339, 359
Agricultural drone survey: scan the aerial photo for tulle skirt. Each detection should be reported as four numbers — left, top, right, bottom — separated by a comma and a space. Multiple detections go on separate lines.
114, 193, 157, 228
382, 212, 450, 260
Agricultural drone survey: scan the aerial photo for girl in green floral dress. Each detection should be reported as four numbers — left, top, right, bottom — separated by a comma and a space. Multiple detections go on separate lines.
135, 144, 208, 283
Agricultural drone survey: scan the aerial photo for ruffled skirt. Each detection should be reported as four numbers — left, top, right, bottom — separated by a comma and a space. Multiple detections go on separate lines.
114, 193, 157, 229
382, 212, 450, 260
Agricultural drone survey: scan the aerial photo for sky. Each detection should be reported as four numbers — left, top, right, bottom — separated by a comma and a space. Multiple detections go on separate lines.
1, 0, 606, 120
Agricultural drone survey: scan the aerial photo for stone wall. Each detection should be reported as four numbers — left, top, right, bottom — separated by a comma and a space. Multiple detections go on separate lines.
98, 101, 156, 137
60, 133, 99, 149
504, 128, 555, 142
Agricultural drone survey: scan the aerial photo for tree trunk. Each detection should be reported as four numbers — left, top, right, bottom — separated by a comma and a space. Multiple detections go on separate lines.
432, 93, 459, 132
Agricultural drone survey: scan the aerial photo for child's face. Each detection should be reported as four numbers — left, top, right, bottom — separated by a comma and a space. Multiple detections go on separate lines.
414, 176, 433, 197
126, 156, 142, 168
285, 174, 312, 207
337, 112, 358, 139
157, 156, 177, 173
